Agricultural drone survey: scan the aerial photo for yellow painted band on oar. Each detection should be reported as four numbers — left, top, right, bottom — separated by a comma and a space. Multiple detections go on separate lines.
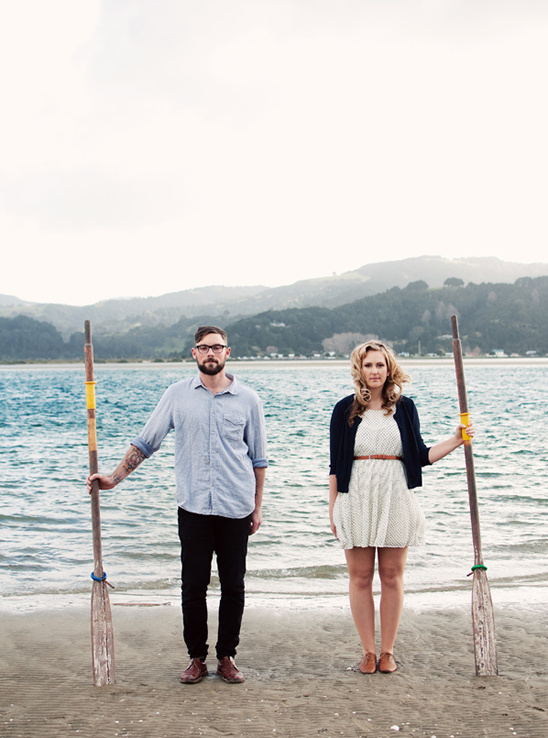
460, 412, 472, 442
85, 381, 97, 410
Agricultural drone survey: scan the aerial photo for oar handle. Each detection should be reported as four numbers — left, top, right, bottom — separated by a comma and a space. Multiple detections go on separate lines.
84, 320, 104, 576
451, 315, 469, 414
452, 315, 474, 444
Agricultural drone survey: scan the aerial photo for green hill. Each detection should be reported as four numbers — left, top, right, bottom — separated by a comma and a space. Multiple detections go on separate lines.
227, 277, 548, 357
2, 276, 547, 361
2, 255, 548, 338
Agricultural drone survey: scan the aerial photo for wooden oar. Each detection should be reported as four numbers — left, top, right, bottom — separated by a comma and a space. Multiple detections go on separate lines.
451, 315, 498, 676
84, 320, 116, 686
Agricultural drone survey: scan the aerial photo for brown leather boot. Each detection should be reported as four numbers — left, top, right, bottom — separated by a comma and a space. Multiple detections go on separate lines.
179, 657, 208, 684
216, 656, 245, 683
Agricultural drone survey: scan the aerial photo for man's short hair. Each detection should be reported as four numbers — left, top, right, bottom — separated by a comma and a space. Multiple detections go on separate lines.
194, 325, 228, 344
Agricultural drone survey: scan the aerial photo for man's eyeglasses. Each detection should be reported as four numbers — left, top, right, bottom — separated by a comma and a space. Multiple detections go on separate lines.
195, 344, 227, 354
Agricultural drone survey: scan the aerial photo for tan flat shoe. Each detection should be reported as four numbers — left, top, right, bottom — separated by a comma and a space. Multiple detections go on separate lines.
358, 651, 377, 674
378, 652, 397, 673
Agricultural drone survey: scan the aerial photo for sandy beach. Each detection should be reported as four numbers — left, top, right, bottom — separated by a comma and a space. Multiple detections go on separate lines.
1, 602, 547, 738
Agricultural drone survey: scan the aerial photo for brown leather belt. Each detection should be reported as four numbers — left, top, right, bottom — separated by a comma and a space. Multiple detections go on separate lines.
353, 455, 403, 461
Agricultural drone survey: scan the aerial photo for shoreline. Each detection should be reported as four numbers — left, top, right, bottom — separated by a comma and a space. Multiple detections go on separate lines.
3, 556, 548, 615
2, 603, 547, 737
3, 574, 548, 616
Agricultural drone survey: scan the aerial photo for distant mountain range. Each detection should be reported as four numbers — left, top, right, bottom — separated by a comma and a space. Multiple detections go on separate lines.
2, 255, 548, 338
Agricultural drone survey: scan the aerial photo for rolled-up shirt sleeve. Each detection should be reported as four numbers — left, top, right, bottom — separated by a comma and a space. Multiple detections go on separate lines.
131, 385, 175, 457
245, 399, 268, 468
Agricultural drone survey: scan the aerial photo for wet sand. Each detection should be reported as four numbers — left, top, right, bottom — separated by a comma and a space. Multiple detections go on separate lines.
1, 603, 547, 737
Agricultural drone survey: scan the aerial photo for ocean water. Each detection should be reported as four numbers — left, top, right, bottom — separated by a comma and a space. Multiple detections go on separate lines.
1, 360, 547, 613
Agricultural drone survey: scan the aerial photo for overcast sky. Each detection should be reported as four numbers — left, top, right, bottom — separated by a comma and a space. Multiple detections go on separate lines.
2, 0, 547, 306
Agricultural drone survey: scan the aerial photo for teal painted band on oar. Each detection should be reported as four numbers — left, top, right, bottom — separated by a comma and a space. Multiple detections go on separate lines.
467, 564, 488, 577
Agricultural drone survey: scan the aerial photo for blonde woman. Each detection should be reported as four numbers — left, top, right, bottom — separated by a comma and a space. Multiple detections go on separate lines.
329, 340, 474, 674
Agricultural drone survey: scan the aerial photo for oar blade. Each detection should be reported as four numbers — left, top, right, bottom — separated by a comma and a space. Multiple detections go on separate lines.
91, 580, 116, 686
471, 569, 498, 676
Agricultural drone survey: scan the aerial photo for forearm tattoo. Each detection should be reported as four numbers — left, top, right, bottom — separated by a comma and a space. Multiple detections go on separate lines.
112, 447, 146, 484
123, 447, 146, 473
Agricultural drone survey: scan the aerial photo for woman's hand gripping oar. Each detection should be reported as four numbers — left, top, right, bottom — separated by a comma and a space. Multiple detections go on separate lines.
85, 320, 116, 686
451, 315, 498, 676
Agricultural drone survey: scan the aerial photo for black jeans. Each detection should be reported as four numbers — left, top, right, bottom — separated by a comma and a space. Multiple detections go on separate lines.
177, 508, 251, 660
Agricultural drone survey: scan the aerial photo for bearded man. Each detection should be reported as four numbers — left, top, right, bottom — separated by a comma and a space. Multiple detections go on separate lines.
87, 326, 267, 684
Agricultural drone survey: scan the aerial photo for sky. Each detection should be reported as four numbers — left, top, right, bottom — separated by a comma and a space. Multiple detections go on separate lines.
1, 0, 547, 306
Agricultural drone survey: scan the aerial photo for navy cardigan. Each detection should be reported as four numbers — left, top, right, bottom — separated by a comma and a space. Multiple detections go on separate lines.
329, 394, 431, 492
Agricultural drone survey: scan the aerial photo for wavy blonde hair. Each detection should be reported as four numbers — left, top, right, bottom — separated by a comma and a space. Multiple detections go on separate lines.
348, 340, 411, 426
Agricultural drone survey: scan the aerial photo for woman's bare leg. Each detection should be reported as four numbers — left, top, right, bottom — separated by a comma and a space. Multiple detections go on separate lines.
344, 546, 377, 654
377, 546, 408, 654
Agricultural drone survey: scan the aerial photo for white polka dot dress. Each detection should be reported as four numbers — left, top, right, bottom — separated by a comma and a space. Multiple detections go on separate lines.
333, 408, 426, 549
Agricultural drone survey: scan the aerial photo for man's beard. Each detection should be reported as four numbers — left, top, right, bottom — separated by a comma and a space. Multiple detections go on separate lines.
198, 357, 225, 375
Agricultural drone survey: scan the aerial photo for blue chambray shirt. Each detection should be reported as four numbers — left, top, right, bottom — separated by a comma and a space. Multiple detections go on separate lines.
131, 373, 268, 519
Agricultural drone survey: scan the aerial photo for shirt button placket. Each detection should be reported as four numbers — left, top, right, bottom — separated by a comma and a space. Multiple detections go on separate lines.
209, 397, 216, 512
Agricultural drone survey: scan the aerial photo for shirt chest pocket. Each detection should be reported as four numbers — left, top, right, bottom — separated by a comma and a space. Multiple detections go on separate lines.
222, 414, 246, 441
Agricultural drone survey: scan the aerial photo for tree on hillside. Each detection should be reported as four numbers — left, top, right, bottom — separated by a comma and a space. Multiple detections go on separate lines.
405, 280, 429, 291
